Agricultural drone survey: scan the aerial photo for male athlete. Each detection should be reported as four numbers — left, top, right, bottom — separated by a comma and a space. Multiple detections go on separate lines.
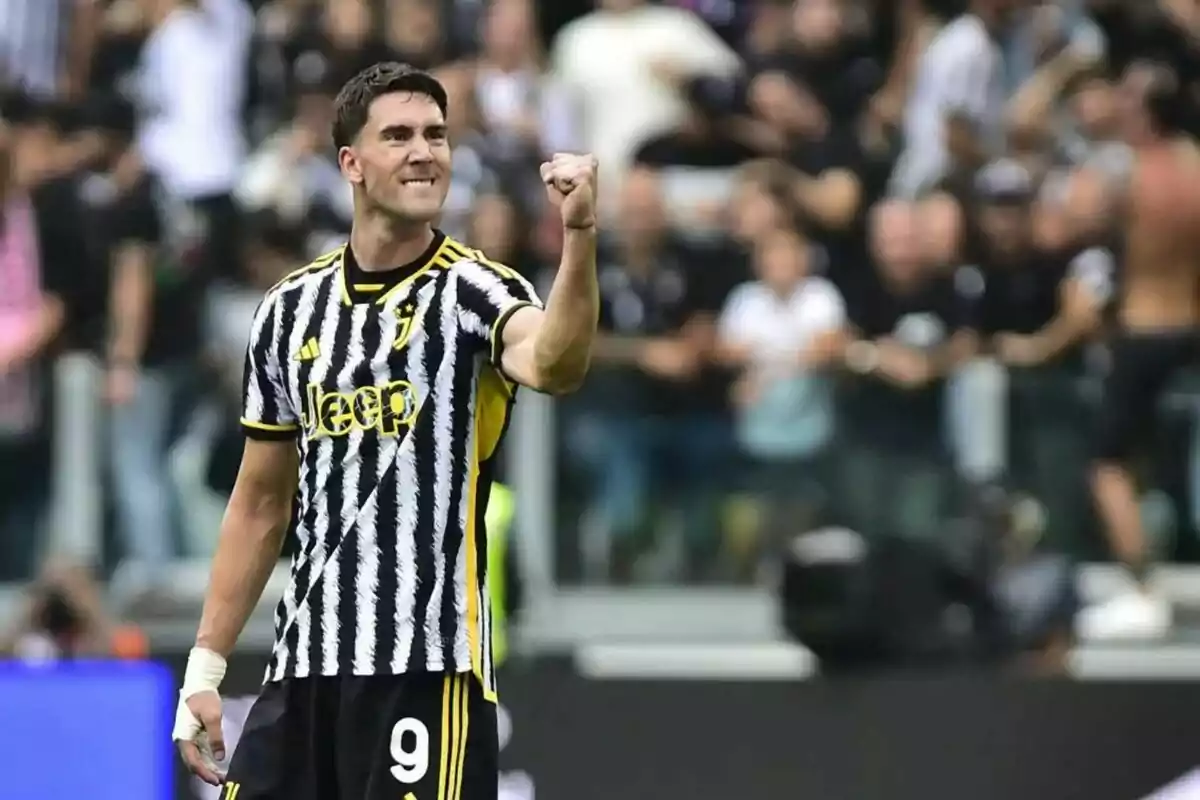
1067, 61, 1200, 640
172, 62, 599, 799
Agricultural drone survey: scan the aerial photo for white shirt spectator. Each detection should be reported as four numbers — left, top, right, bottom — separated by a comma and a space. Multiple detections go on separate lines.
551, 3, 740, 216
891, 14, 1007, 198
137, 0, 253, 199
718, 277, 845, 460
0, 0, 68, 98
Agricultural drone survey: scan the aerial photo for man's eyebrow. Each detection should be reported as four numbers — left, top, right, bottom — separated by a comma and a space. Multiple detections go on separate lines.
379, 123, 447, 136
379, 124, 414, 137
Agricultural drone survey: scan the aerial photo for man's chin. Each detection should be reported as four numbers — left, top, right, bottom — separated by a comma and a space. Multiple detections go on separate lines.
382, 201, 442, 225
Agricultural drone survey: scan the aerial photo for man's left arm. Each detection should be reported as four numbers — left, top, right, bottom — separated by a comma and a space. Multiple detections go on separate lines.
999, 248, 1112, 366
459, 154, 600, 395
498, 225, 598, 394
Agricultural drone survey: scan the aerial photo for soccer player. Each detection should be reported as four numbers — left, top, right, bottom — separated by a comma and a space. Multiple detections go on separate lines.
172, 62, 599, 800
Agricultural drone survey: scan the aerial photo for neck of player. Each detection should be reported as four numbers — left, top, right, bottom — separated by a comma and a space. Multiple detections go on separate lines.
349, 211, 435, 273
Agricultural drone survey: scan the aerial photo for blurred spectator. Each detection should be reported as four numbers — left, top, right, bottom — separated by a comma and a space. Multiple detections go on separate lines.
236, 70, 351, 247
662, 0, 744, 48
858, 0, 934, 132
382, 0, 447, 69
0, 99, 86, 582
740, 0, 794, 60
275, 0, 390, 98
1074, 60, 1200, 640
965, 159, 1111, 554
0, 0, 100, 99
87, 0, 149, 109
475, 0, 577, 208
550, 0, 741, 217
468, 191, 538, 279
754, 0, 881, 126
716, 225, 845, 576
735, 0, 883, 280
434, 62, 502, 240
0, 560, 129, 660
568, 169, 733, 582
203, 209, 304, 498
890, 0, 1024, 198
135, 0, 253, 281
835, 200, 974, 542
98, 110, 212, 606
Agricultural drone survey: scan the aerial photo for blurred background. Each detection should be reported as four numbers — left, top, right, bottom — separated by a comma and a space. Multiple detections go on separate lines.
7, 0, 1200, 797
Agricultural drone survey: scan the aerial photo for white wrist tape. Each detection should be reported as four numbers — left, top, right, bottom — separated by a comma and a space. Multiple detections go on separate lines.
172, 647, 227, 744
180, 646, 227, 699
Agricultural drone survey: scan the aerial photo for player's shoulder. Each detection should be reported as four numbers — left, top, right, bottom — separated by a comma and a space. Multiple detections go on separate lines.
263, 245, 346, 302
440, 234, 532, 286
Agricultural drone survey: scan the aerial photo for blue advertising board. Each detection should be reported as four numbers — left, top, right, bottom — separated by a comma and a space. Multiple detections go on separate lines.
0, 662, 174, 800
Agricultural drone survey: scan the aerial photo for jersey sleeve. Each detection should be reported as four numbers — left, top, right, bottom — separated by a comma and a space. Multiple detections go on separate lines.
454, 257, 545, 367
241, 292, 298, 440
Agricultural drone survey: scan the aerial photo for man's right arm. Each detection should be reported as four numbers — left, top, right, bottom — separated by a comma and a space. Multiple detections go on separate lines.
194, 438, 296, 657
940, 47, 999, 174
198, 288, 300, 654
178, 291, 299, 782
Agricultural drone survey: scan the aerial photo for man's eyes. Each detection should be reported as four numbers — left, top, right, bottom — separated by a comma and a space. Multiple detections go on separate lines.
383, 130, 447, 142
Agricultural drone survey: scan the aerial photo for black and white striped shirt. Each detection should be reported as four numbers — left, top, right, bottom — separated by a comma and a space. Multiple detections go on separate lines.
241, 231, 541, 700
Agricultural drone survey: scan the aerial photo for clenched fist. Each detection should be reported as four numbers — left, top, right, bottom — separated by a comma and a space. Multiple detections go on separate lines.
540, 153, 598, 230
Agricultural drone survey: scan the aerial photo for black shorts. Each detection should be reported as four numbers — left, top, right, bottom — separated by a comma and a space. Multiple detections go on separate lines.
222, 672, 497, 800
1095, 331, 1200, 460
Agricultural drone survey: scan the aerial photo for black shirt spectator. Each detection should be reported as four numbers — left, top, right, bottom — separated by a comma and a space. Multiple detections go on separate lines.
103, 173, 207, 367
841, 270, 969, 451
589, 238, 734, 419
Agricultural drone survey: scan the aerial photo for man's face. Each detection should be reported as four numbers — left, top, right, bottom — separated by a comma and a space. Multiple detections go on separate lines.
340, 91, 451, 223
979, 202, 1032, 259
1071, 78, 1118, 139
792, 0, 843, 54
729, 177, 786, 243
1116, 64, 1155, 134
755, 229, 809, 291
870, 202, 924, 284
617, 170, 666, 247
325, 0, 372, 47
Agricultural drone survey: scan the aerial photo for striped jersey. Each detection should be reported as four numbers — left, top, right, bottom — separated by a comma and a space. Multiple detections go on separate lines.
240, 230, 541, 699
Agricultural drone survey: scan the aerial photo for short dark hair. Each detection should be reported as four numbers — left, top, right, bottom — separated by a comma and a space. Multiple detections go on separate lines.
1129, 59, 1186, 134
332, 62, 449, 149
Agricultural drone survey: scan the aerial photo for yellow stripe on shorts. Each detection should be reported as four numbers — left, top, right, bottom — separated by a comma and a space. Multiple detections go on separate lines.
438, 675, 470, 800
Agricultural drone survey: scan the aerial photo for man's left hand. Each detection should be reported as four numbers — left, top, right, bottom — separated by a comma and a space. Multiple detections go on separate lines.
541, 153, 598, 230
995, 333, 1048, 367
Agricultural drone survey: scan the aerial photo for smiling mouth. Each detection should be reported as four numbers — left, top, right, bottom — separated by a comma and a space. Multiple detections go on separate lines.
402, 178, 436, 187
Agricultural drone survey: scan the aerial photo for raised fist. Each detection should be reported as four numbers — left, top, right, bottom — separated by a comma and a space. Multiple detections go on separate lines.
540, 153, 598, 230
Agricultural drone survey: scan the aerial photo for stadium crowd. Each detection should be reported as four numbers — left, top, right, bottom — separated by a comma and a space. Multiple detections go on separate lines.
1, 0, 1200, 658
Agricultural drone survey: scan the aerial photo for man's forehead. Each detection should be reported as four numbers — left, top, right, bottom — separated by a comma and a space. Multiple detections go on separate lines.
366, 91, 445, 128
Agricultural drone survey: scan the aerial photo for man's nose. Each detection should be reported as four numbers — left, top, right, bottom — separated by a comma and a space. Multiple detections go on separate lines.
407, 136, 435, 162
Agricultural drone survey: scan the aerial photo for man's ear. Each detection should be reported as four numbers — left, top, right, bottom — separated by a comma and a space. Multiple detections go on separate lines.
338, 146, 363, 185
